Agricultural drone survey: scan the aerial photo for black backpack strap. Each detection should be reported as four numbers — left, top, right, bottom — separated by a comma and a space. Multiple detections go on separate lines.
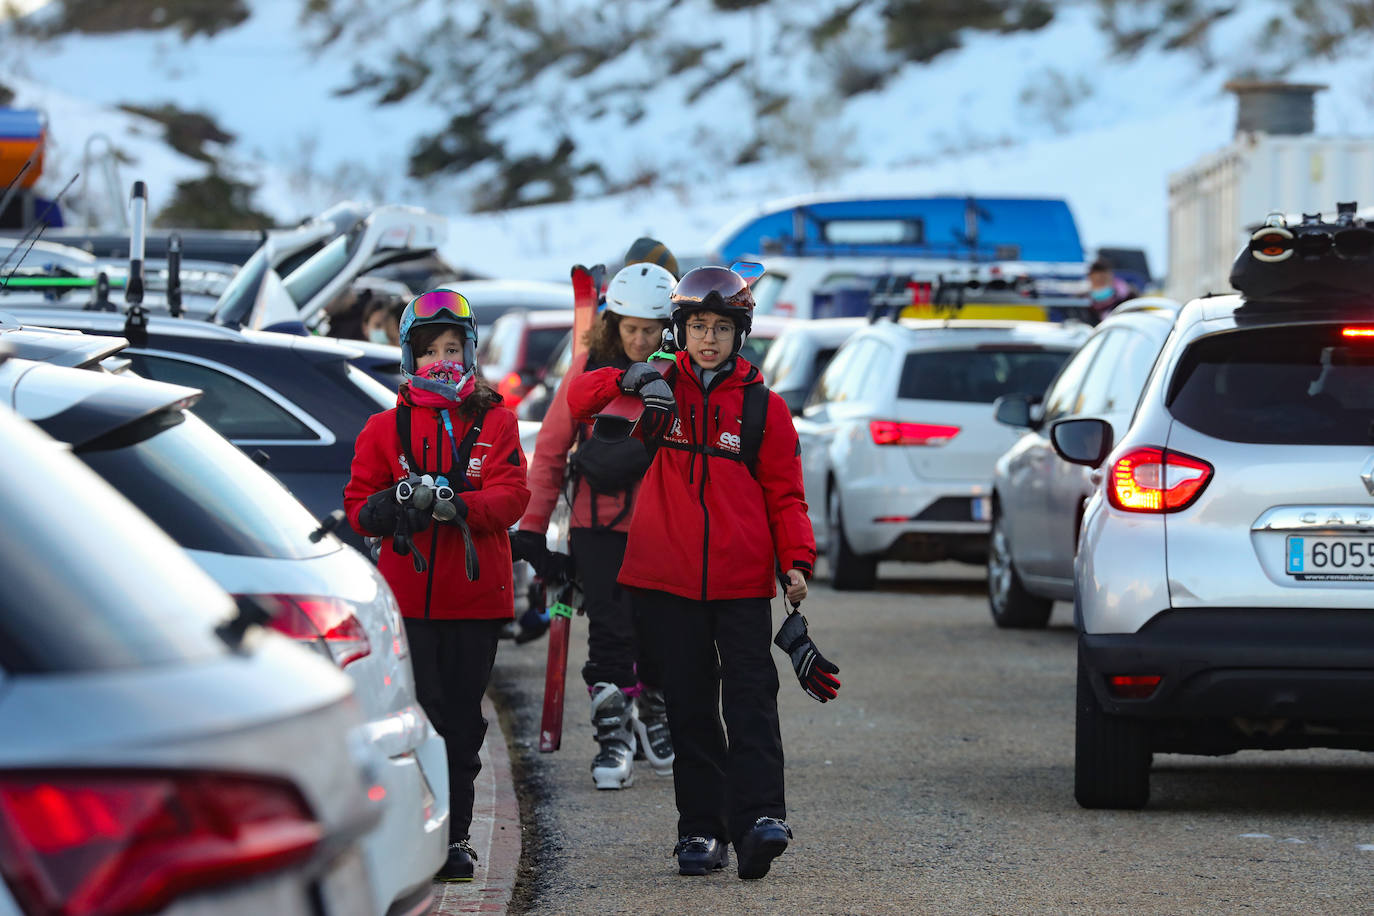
396, 404, 421, 473
739, 382, 768, 475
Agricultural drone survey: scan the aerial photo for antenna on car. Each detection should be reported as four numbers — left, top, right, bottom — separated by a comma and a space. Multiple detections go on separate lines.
166, 232, 183, 318
122, 181, 150, 347
0, 172, 79, 291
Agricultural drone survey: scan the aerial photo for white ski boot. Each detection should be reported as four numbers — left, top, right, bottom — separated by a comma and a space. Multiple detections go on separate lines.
589, 682, 637, 790
633, 687, 675, 776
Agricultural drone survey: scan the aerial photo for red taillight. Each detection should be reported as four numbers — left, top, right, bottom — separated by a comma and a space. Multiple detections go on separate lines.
1341, 326, 1374, 339
774, 301, 795, 316
1107, 674, 1163, 699
497, 371, 527, 409
250, 594, 370, 667
869, 420, 960, 446
0, 771, 321, 916
1107, 447, 1212, 513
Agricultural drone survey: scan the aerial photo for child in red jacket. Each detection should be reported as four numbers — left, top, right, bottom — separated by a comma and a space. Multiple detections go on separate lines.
345, 289, 530, 882
568, 266, 837, 880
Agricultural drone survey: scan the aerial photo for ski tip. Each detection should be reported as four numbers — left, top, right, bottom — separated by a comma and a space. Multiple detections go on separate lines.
570, 264, 588, 278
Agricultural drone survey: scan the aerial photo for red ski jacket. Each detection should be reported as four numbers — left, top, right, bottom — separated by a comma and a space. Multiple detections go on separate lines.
568, 351, 815, 601
520, 351, 636, 535
345, 388, 530, 620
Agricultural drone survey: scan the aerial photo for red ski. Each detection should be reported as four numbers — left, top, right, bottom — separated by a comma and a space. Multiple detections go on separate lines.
538, 263, 603, 752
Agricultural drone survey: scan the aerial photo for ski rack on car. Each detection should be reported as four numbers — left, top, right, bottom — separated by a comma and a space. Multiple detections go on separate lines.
865, 268, 1095, 324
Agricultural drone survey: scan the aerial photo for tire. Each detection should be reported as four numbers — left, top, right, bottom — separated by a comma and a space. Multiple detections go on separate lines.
1074, 650, 1152, 809
987, 507, 1053, 629
828, 487, 877, 591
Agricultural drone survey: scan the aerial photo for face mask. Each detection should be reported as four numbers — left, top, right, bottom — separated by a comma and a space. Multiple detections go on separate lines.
368, 327, 392, 345
409, 360, 476, 407
1090, 286, 1114, 302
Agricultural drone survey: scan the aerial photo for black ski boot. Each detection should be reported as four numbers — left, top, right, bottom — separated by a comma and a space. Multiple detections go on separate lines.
633, 687, 674, 775
673, 835, 728, 876
735, 817, 791, 879
436, 837, 478, 882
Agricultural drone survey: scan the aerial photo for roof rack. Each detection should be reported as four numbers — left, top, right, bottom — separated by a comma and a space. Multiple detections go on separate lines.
863, 270, 1094, 324
1231, 201, 1374, 302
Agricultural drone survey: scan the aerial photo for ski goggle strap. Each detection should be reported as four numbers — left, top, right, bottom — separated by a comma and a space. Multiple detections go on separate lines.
410, 288, 473, 322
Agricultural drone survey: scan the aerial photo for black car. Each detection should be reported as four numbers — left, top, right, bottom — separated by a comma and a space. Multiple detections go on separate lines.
3, 308, 394, 552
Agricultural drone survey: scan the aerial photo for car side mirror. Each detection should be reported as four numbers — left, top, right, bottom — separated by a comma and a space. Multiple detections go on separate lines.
994, 394, 1038, 429
1049, 418, 1114, 467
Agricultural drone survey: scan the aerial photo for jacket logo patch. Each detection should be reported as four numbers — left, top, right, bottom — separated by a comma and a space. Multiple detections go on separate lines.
667, 419, 687, 442
468, 456, 484, 475
718, 431, 742, 452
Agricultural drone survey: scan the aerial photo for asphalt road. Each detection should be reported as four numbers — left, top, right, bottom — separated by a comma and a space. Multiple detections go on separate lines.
490, 562, 1374, 915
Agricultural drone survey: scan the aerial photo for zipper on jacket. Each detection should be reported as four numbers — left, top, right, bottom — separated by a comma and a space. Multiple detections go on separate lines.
697, 393, 711, 601
422, 431, 437, 618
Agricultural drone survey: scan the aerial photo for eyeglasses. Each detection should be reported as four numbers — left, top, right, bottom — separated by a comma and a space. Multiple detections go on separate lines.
685, 322, 736, 340
409, 289, 472, 321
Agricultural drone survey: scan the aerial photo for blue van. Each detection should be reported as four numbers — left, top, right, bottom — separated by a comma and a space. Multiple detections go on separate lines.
706, 194, 1085, 266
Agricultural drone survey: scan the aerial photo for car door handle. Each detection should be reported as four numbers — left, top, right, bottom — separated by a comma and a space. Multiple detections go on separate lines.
1089, 469, 1103, 486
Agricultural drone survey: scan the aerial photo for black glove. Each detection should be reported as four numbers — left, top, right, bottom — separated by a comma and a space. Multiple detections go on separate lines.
510, 529, 549, 566
637, 377, 676, 441
774, 612, 841, 703
358, 488, 400, 536
541, 549, 575, 584
619, 361, 663, 395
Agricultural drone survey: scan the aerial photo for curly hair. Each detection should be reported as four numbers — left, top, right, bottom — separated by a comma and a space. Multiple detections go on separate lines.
583, 312, 625, 365
582, 312, 670, 365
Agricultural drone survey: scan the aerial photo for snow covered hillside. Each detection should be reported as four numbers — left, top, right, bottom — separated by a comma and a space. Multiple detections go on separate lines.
3, 0, 1373, 281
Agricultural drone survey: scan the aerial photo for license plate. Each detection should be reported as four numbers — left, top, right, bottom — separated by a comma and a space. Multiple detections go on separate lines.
971, 497, 990, 522
1285, 536, 1374, 580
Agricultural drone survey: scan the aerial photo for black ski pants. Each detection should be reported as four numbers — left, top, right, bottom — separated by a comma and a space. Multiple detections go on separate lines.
571, 527, 664, 691
403, 617, 504, 841
639, 588, 785, 846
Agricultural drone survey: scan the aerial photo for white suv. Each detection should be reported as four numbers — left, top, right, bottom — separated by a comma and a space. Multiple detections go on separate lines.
798, 318, 1089, 589
1054, 206, 1374, 808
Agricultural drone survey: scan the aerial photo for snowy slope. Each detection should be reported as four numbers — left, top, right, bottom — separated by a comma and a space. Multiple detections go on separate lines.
3, 0, 1373, 281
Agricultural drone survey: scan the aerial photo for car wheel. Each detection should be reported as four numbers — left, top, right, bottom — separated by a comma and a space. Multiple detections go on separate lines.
1074, 649, 1152, 810
987, 507, 1053, 629
828, 487, 877, 591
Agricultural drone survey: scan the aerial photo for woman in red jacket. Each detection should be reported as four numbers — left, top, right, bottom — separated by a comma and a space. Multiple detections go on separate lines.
345, 289, 530, 882
513, 259, 676, 791
568, 266, 829, 881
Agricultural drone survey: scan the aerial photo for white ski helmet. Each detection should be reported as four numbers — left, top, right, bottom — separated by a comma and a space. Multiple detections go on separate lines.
604, 262, 674, 320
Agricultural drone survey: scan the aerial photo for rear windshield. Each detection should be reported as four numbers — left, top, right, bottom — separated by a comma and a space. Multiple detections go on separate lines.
899, 348, 1070, 403
79, 412, 334, 559
1168, 323, 1374, 445
526, 326, 569, 370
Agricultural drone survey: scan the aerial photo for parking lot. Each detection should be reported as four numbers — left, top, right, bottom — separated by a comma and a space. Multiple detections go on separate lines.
493, 562, 1374, 914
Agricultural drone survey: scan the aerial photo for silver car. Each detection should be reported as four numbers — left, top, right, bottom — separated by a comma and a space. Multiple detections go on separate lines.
798, 318, 1089, 590
1055, 218, 1374, 808
0, 404, 379, 916
0, 354, 448, 913
988, 298, 1181, 627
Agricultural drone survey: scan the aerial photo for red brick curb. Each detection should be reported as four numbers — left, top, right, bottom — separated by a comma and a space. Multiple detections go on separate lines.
429, 695, 520, 915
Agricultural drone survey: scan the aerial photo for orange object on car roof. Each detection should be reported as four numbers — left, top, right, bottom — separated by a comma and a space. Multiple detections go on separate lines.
0, 109, 45, 189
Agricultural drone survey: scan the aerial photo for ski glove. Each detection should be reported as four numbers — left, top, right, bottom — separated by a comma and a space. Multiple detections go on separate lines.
358, 488, 400, 536
774, 612, 841, 703
509, 529, 548, 566
637, 377, 676, 441
619, 361, 664, 395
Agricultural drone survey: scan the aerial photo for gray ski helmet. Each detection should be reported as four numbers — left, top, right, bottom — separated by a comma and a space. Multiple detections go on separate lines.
623, 237, 679, 280
399, 288, 478, 386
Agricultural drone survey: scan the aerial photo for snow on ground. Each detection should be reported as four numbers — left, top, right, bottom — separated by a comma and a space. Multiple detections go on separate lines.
4, 0, 1374, 280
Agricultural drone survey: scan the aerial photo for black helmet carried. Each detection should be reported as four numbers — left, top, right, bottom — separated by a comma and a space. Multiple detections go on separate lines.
669, 265, 756, 359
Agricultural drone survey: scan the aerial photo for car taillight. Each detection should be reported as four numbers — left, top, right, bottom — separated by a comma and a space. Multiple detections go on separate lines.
1107, 675, 1163, 699
497, 371, 527, 409
1107, 447, 1212, 513
1341, 326, 1374, 339
774, 301, 795, 316
0, 770, 322, 916
249, 594, 370, 667
869, 420, 960, 446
